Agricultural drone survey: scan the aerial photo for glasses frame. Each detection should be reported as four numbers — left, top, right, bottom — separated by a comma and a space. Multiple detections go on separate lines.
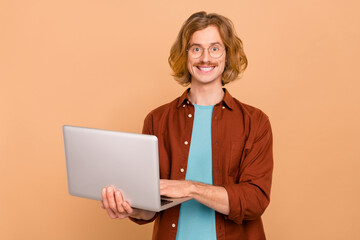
186, 44, 226, 59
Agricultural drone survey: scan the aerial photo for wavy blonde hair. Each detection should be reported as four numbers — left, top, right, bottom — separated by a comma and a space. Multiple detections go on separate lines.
168, 11, 248, 86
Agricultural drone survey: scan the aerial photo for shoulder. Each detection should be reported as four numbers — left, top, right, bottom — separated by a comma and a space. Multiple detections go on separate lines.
238, 100, 268, 120
144, 97, 179, 120
223, 88, 269, 124
142, 96, 181, 135
231, 95, 270, 125
229, 94, 272, 144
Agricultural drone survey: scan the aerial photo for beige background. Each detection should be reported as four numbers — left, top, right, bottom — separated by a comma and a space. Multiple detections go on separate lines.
1, 0, 360, 239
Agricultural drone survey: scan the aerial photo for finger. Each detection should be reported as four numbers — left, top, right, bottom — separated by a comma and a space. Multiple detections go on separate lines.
160, 179, 171, 191
102, 187, 118, 218
105, 207, 118, 219
159, 179, 167, 187
117, 214, 128, 219
159, 180, 166, 192
115, 190, 125, 213
101, 188, 110, 209
160, 188, 166, 196
106, 186, 118, 213
122, 201, 134, 215
160, 183, 168, 196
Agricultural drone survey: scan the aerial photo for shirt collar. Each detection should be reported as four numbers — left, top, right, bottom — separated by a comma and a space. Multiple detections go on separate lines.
222, 88, 235, 110
176, 88, 235, 110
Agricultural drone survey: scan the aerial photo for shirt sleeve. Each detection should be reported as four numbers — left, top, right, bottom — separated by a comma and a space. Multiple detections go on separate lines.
129, 112, 160, 225
222, 112, 273, 224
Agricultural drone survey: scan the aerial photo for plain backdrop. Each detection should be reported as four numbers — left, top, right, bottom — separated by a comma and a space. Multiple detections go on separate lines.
1, 0, 360, 239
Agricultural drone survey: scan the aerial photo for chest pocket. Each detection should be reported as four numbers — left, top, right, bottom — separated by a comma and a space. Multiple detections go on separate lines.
229, 141, 246, 179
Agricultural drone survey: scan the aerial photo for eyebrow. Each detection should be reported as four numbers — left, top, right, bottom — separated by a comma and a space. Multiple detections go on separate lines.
188, 42, 223, 47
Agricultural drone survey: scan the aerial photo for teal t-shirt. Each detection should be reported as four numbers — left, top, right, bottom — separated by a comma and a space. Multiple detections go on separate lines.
176, 104, 217, 240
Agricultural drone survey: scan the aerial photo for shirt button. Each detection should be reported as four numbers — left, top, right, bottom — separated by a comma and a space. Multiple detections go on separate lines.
182, 104, 185, 107
184, 141, 188, 145
188, 114, 192, 118
187, 101, 190, 104
172, 223, 176, 228
180, 168, 184, 173
214, 116, 217, 120
222, 106, 225, 109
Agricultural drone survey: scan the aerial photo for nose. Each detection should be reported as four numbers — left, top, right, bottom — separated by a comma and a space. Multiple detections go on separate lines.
200, 48, 211, 62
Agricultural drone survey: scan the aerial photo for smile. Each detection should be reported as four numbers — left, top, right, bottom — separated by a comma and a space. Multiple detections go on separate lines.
196, 66, 215, 72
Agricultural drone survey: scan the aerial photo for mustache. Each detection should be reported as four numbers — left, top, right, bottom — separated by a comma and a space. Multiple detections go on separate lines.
193, 61, 218, 66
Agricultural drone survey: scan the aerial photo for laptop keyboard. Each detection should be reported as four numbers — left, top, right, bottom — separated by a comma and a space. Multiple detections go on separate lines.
161, 199, 173, 206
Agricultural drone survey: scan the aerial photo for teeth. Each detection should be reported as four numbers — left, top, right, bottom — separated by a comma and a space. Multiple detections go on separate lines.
198, 66, 214, 72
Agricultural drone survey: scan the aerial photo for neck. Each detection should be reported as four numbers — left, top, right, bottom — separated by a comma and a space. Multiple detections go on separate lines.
188, 82, 224, 106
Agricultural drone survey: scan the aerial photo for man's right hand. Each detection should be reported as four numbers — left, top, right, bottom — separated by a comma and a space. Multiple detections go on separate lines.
101, 186, 156, 220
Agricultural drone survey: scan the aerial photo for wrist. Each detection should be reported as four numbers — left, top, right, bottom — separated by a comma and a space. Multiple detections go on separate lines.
188, 181, 200, 198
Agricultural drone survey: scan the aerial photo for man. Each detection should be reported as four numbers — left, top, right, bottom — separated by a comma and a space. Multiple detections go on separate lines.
101, 11, 273, 240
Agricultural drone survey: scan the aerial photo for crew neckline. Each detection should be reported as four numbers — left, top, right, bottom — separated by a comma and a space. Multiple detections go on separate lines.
193, 103, 215, 109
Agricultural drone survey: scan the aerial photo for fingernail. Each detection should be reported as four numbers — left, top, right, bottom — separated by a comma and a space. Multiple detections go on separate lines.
115, 191, 120, 196
107, 187, 112, 192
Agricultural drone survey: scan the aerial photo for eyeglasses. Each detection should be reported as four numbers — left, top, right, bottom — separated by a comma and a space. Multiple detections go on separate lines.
187, 44, 225, 59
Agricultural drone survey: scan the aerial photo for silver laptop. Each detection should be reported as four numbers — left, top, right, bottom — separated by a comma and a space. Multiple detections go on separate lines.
63, 125, 191, 212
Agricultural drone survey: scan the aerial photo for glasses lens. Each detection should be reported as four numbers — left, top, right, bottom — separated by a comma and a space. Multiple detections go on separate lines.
209, 44, 224, 58
189, 46, 202, 58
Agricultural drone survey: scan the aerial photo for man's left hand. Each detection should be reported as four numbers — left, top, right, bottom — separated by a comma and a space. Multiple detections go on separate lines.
159, 179, 230, 215
159, 179, 193, 198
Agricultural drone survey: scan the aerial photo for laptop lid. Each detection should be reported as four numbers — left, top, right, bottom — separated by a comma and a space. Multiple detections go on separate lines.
63, 125, 190, 212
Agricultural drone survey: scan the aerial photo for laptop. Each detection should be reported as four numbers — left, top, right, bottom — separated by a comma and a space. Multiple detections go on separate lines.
63, 125, 191, 212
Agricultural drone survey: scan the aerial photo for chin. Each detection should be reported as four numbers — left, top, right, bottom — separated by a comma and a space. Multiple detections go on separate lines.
194, 78, 220, 85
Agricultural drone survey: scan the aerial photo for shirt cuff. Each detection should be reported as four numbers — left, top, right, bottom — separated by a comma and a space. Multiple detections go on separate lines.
222, 183, 246, 224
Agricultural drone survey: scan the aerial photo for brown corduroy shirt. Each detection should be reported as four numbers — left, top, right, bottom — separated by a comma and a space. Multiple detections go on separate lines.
131, 88, 273, 240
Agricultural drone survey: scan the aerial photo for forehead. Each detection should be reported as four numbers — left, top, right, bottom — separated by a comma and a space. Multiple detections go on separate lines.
189, 25, 223, 45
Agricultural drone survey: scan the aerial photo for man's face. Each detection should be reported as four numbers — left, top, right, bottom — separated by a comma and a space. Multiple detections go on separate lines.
187, 25, 226, 86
